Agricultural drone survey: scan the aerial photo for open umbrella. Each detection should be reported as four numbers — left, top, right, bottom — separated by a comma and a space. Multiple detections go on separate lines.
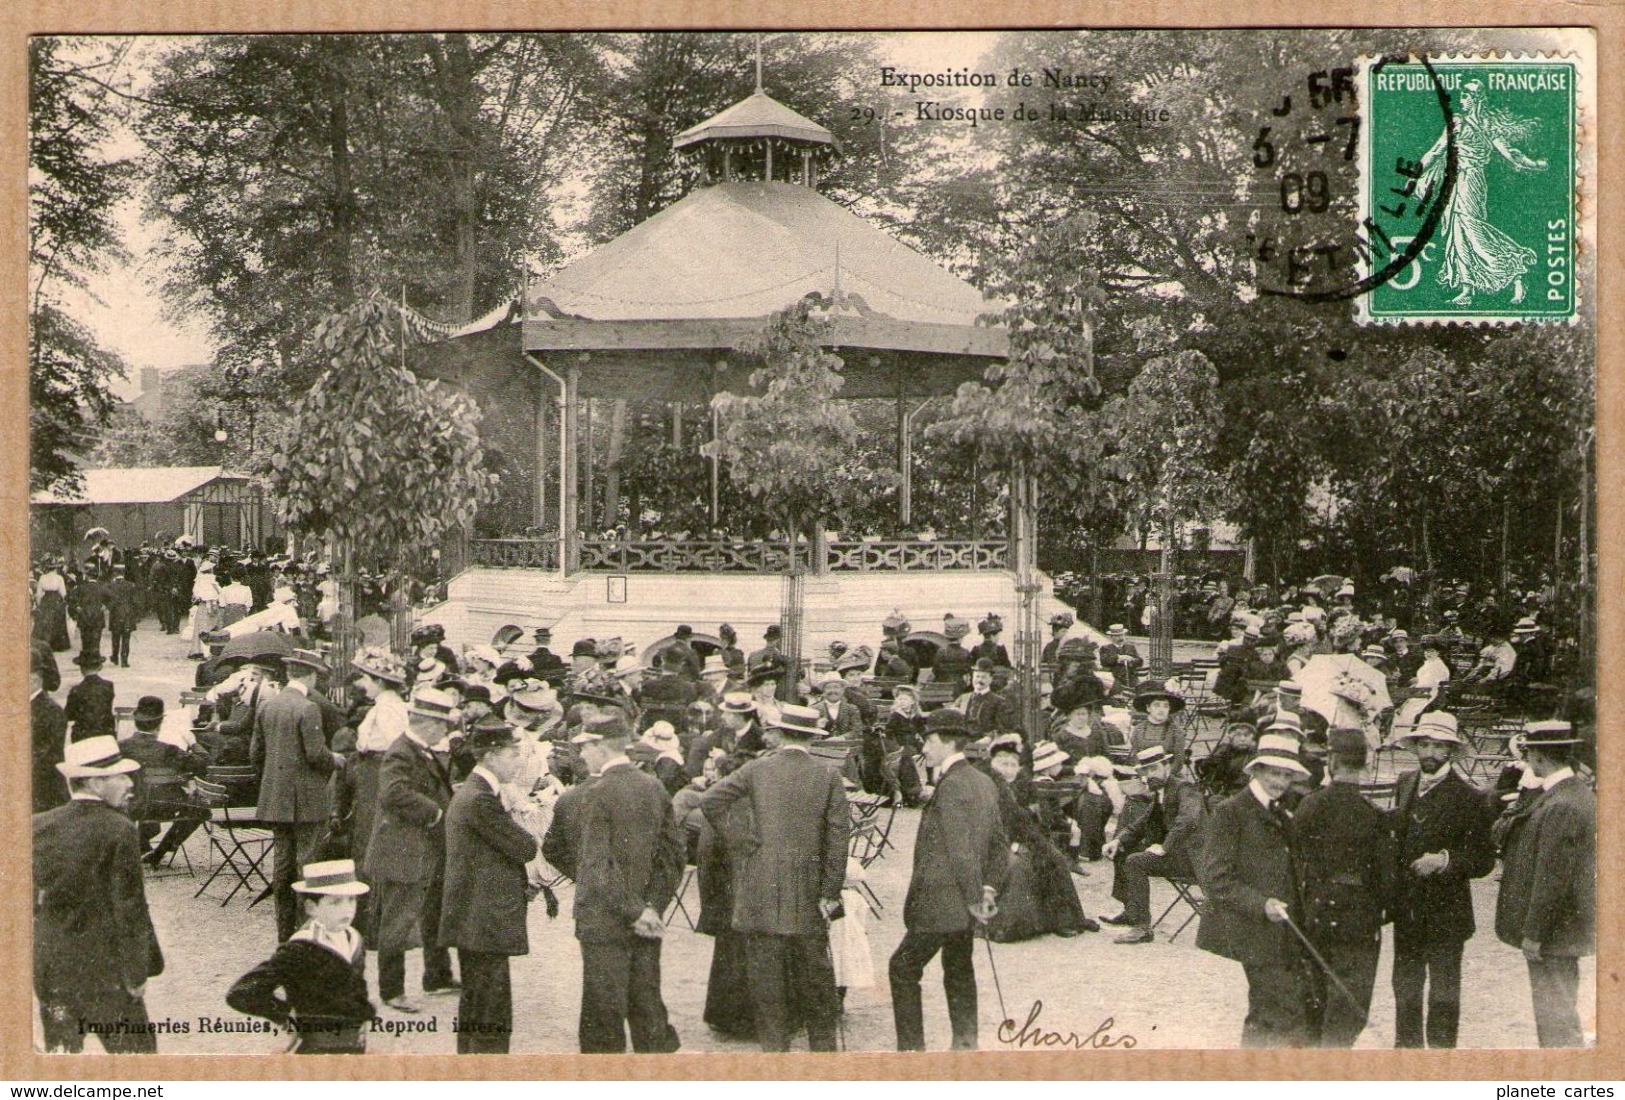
1307, 575, 1346, 599
1295, 653, 1392, 749
899, 630, 949, 673
83, 527, 111, 543
645, 632, 722, 666
208, 630, 295, 674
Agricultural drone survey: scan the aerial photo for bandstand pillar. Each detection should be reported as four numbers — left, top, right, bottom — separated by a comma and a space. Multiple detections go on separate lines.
563, 364, 581, 573
1011, 461, 1043, 735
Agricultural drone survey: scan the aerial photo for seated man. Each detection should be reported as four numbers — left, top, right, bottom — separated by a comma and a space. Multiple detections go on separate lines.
121, 696, 212, 866
1099, 745, 1206, 944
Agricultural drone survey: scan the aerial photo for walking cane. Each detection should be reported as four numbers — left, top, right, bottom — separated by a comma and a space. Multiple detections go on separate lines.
979, 924, 1010, 1025
1282, 914, 1361, 1011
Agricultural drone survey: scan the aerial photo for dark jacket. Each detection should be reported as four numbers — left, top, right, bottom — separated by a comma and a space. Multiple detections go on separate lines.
903, 758, 1008, 934
64, 673, 115, 742
123, 733, 210, 812
813, 699, 867, 739
698, 746, 849, 936
961, 689, 1019, 736
32, 691, 69, 813
1115, 778, 1205, 866
364, 733, 452, 884
103, 577, 144, 631
440, 770, 538, 955
544, 763, 684, 943
1390, 768, 1495, 946
252, 685, 337, 824
33, 799, 164, 1000
227, 933, 373, 1035
1292, 780, 1395, 943
1495, 773, 1595, 957
1195, 787, 1299, 964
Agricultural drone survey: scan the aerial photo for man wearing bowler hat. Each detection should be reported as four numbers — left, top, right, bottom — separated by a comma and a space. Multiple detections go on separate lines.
33, 736, 164, 1052
1389, 711, 1495, 1048
698, 703, 850, 1052
955, 657, 1019, 738
64, 651, 115, 743
544, 712, 684, 1053
440, 715, 539, 1053
1494, 719, 1595, 1047
890, 708, 1007, 1051
1196, 731, 1313, 1047
255, 648, 346, 943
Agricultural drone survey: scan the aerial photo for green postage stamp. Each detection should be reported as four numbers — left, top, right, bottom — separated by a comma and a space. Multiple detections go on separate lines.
1358, 55, 1580, 324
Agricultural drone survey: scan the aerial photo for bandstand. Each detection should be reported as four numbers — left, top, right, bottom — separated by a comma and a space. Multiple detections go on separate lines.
415, 82, 1102, 686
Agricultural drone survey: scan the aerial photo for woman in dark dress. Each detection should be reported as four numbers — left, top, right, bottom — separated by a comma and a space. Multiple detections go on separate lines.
695, 749, 759, 1040
983, 740, 1095, 942
34, 565, 72, 652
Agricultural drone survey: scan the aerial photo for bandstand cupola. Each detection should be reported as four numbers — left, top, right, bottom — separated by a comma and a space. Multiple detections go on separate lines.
672, 77, 841, 189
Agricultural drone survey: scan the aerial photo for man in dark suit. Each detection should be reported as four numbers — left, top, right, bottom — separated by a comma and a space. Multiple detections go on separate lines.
70, 570, 107, 663
1292, 728, 1395, 1047
1099, 745, 1205, 943
1389, 711, 1495, 1048
698, 703, 850, 1051
811, 674, 867, 741
31, 657, 69, 813
64, 652, 115, 743
365, 687, 460, 1011
890, 708, 1008, 1051
543, 712, 684, 1054
440, 717, 539, 1054
33, 736, 164, 1052
953, 658, 1021, 737
1196, 732, 1313, 1047
253, 649, 345, 943
103, 564, 142, 668
1494, 720, 1595, 1047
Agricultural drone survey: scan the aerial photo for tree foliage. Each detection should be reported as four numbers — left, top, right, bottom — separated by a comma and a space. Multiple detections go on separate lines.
29, 37, 133, 493
707, 301, 867, 542
266, 296, 499, 573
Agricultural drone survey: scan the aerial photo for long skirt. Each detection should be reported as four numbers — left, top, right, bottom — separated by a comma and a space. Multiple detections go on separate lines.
703, 929, 756, 1039
36, 592, 70, 652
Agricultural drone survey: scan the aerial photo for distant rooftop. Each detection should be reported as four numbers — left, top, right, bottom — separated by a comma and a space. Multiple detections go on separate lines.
32, 466, 249, 506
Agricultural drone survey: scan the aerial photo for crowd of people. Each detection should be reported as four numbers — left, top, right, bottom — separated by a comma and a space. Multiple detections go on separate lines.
30, 557, 1595, 1055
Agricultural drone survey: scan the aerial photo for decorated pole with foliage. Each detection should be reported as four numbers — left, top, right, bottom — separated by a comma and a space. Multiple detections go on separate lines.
267, 295, 499, 676
705, 300, 863, 698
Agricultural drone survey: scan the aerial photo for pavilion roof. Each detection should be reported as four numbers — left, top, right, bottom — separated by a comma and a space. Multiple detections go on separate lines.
672, 90, 837, 150
31, 466, 249, 506
525, 182, 1002, 336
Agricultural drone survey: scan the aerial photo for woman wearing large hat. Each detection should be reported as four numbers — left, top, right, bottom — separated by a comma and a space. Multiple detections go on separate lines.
1130, 678, 1189, 774
969, 613, 1012, 669
337, 646, 409, 920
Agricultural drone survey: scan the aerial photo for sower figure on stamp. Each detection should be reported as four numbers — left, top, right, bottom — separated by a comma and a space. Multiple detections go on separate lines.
1389, 711, 1495, 1049
1291, 728, 1395, 1047
33, 737, 164, 1053
543, 712, 684, 1054
890, 708, 1007, 1052
1494, 720, 1595, 1048
227, 860, 374, 1054
698, 702, 850, 1052
253, 649, 344, 943
439, 716, 540, 1054
364, 686, 461, 1012
1195, 732, 1313, 1048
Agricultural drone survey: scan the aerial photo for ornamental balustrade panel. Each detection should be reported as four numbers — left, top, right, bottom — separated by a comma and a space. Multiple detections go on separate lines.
825, 539, 1008, 572
578, 539, 813, 573
469, 537, 1007, 573
470, 538, 561, 570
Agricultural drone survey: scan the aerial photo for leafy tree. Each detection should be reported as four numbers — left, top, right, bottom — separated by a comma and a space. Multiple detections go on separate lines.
29, 37, 134, 492
267, 296, 499, 649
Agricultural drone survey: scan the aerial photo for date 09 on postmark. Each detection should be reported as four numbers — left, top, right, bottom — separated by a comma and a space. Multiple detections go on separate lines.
1357, 55, 1578, 325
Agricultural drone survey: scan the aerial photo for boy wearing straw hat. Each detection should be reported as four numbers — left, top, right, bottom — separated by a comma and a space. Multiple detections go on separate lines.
1494, 720, 1595, 1047
1196, 731, 1314, 1047
227, 860, 374, 1054
1388, 711, 1495, 1049
33, 737, 163, 1052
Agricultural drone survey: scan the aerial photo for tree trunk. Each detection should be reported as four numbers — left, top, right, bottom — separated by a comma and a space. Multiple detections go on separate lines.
427, 33, 484, 324
324, 45, 358, 303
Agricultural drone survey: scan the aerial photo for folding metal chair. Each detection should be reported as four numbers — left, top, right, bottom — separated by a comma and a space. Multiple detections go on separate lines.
192, 771, 275, 907
1151, 874, 1206, 942
663, 865, 698, 929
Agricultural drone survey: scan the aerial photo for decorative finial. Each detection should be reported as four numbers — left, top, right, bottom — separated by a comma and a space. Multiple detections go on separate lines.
755, 34, 763, 92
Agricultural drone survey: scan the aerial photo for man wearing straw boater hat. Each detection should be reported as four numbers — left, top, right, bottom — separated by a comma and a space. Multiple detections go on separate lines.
1388, 710, 1495, 1049
33, 736, 164, 1052
254, 648, 346, 944
227, 860, 374, 1054
439, 715, 539, 1054
697, 702, 850, 1052
1292, 727, 1395, 1047
1099, 745, 1205, 945
1494, 719, 1595, 1047
1196, 729, 1313, 1047
366, 685, 462, 1012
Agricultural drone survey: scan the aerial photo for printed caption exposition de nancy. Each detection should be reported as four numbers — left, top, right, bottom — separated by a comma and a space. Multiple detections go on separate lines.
875, 65, 1173, 127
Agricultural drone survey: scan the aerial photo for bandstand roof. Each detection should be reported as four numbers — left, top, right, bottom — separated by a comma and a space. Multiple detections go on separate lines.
672, 90, 837, 150
523, 182, 1009, 399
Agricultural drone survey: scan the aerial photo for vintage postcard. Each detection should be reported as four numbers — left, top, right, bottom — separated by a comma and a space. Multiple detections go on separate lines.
9, 14, 1614, 1080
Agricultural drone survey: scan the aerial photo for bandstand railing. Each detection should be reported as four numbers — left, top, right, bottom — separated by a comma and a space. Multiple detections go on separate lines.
467, 536, 1009, 574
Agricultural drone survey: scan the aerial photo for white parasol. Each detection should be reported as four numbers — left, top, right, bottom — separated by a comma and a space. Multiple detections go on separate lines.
1295, 652, 1393, 749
